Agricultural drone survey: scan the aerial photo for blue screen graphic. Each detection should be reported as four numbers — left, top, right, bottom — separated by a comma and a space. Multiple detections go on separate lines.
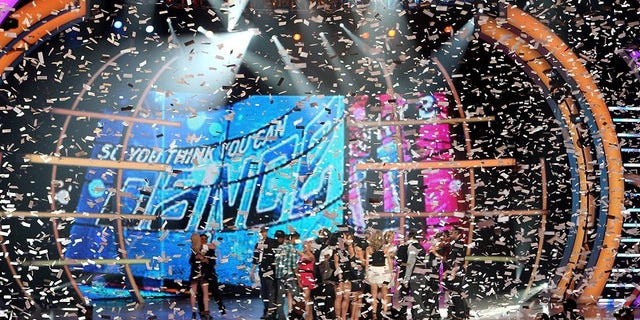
64, 94, 345, 290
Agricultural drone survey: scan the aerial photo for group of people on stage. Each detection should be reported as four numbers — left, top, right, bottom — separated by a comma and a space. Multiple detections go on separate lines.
189, 232, 227, 319
250, 224, 471, 320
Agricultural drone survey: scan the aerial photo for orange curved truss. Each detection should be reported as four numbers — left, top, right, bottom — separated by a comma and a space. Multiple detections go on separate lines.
0, 0, 89, 306
479, 13, 591, 300
0, 0, 87, 74
480, 6, 624, 303
506, 6, 624, 304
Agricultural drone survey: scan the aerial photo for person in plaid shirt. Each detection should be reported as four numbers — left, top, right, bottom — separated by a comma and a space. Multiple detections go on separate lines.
272, 230, 302, 320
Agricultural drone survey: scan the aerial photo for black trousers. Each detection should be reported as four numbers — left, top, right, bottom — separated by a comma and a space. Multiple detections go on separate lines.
261, 275, 278, 318
197, 273, 226, 313
445, 275, 469, 319
311, 282, 336, 320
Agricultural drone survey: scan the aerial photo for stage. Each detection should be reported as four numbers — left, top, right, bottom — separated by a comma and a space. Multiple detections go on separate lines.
32, 295, 633, 320
0, 0, 639, 318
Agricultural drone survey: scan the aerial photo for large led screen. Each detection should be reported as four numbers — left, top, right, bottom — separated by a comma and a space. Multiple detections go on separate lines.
63, 94, 345, 294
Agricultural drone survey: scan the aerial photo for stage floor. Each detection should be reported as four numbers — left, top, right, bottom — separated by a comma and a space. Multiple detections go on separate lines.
39, 295, 635, 320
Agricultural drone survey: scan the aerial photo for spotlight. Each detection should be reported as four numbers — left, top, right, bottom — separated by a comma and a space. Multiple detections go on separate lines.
387, 29, 396, 38
444, 25, 453, 34
361, 32, 370, 39
145, 25, 155, 33
113, 20, 123, 29
293, 33, 302, 41
339, 23, 345, 28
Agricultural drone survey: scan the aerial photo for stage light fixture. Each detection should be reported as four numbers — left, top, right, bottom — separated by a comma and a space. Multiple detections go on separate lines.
145, 25, 154, 33
444, 25, 453, 34
293, 33, 302, 41
387, 29, 396, 38
113, 20, 123, 29
361, 32, 370, 39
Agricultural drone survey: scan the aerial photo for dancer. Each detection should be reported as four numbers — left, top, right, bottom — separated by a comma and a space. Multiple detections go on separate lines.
365, 229, 394, 320
383, 229, 398, 316
274, 230, 300, 320
312, 228, 336, 320
395, 231, 410, 320
251, 227, 279, 319
349, 232, 367, 320
189, 233, 212, 320
199, 233, 226, 315
298, 238, 316, 320
550, 298, 584, 320
334, 229, 354, 320
404, 230, 434, 319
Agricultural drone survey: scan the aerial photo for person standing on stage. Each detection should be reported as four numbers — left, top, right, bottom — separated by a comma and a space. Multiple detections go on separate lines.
274, 230, 301, 320
383, 229, 398, 315
348, 231, 367, 320
334, 228, 354, 320
199, 233, 226, 316
298, 238, 316, 320
312, 228, 336, 320
403, 230, 429, 320
365, 229, 394, 320
424, 232, 442, 319
444, 227, 470, 320
189, 233, 212, 320
394, 231, 410, 320
250, 226, 279, 319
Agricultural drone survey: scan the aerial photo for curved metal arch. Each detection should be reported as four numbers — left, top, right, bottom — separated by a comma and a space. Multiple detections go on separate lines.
0, 0, 88, 308
504, 6, 624, 304
0, 0, 87, 74
479, 6, 624, 303
478, 13, 591, 301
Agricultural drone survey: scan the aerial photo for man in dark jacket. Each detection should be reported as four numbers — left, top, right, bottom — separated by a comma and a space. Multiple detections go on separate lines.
198, 233, 226, 316
250, 227, 280, 319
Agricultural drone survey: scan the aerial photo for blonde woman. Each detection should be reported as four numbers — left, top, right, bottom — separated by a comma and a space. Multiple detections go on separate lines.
383, 229, 398, 311
188, 233, 211, 320
297, 238, 316, 320
365, 229, 394, 320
